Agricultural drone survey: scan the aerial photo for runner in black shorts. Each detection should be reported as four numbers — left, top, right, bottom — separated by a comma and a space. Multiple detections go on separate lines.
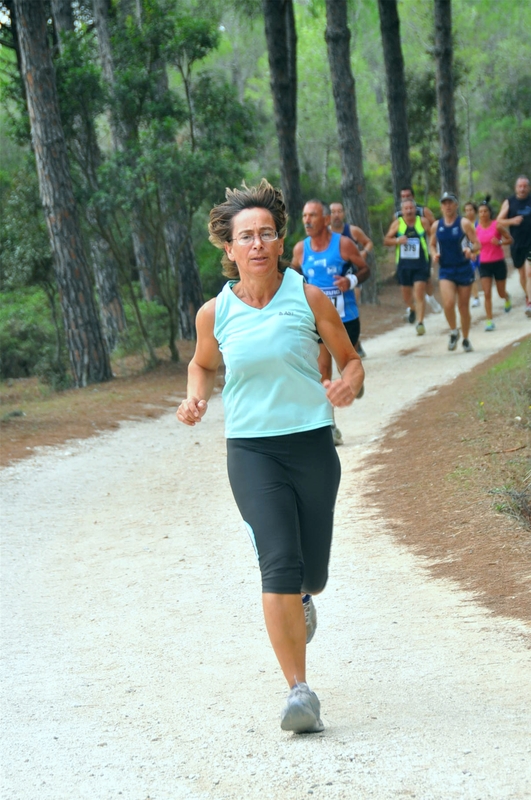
384, 198, 431, 335
430, 192, 480, 352
497, 175, 531, 317
475, 196, 513, 330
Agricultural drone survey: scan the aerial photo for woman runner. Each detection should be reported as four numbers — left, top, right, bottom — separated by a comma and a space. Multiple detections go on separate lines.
475, 196, 513, 330
176, 180, 364, 734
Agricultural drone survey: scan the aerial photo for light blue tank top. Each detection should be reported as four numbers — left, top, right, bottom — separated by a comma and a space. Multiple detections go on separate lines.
302, 232, 359, 322
214, 267, 333, 438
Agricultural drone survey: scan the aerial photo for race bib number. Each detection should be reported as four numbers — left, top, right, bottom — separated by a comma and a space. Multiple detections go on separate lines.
400, 238, 420, 259
322, 286, 345, 318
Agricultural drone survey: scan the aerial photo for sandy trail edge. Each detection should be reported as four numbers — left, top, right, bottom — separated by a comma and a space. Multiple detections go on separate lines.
2, 272, 530, 800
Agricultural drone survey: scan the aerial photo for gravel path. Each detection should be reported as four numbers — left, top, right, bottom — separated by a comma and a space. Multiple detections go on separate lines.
2, 272, 530, 800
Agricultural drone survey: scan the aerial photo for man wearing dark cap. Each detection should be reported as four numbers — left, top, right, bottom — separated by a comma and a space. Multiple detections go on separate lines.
430, 192, 480, 352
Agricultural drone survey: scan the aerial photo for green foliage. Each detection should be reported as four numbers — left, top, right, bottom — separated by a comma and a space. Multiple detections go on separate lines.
0, 161, 53, 291
0, 288, 68, 384
114, 289, 170, 357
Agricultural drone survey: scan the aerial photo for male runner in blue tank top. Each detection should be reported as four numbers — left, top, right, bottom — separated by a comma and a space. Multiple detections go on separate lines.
430, 192, 480, 352
292, 200, 369, 445
497, 175, 531, 317
329, 201, 373, 358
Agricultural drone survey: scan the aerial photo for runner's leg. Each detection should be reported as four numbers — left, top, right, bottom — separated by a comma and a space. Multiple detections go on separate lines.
413, 281, 427, 324
481, 276, 493, 320
439, 279, 458, 330
457, 284, 472, 340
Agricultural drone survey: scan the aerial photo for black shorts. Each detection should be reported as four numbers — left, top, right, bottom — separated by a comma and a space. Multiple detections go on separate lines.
397, 264, 430, 286
317, 317, 360, 347
227, 427, 341, 595
511, 245, 531, 269
343, 317, 360, 347
479, 259, 507, 282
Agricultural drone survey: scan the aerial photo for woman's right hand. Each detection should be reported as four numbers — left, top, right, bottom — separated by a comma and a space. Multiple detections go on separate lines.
176, 397, 208, 426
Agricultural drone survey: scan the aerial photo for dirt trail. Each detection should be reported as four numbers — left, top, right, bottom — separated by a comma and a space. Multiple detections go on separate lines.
2, 272, 531, 800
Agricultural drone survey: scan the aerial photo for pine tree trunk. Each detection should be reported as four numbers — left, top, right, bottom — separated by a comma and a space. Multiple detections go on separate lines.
92, 0, 159, 302
262, 0, 303, 233
14, 0, 112, 387
152, 60, 203, 342
434, 0, 458, 195
377, 0, 411, 204
52, 0, 126, 353
324, 0, 378, 303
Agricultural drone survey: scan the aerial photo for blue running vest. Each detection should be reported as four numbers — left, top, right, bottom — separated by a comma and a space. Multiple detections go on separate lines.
436, 215, 469, 269
302, 232, 359, 322
214, 267, 333, 439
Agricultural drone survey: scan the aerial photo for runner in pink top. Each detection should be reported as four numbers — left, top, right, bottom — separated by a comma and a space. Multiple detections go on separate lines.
476, 197, 513, 330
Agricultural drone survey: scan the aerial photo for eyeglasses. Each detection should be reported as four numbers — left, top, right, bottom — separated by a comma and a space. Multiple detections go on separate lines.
231, 229, 279, 246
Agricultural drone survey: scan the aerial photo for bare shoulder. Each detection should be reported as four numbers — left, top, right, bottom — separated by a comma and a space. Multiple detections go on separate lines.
196, 297, 217, 330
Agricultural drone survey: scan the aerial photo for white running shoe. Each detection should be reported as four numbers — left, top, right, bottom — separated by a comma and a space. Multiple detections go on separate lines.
302, 595, 317, 643
471, 297, 481, 307
332, 424, 343, 446
427, 294, 442, 313
280, 682, 324, 733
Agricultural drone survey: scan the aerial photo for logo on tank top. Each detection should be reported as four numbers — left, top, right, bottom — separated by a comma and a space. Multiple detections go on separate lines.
453, 227, 459, 235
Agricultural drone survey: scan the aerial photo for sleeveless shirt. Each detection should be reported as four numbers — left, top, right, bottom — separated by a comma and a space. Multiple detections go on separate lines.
476, 220, 504, 263
507, 194, 531, 249
396, 216, 429, 267
436, 215, 469, 269
302, 232, 358, 322
214, 267, 333, 439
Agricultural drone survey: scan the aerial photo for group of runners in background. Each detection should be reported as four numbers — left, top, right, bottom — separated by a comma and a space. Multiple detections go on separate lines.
296, 174, 531, 360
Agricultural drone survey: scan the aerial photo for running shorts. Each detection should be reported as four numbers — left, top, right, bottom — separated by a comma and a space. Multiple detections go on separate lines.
343, 318, 360, 348
510, 245, 531, 269
439, 264, 475, 286
397, 264, 430, 287
226, 427, 341, 595
317, 317, 360, 347
479, 259, 507, 282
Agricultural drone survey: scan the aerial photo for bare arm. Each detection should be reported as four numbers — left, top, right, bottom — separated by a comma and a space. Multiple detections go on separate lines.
338, 236, 370, 288
422, 206, 435, 226
350, 225, 373, 255
383, 218, 400, 247
421, 215, 431, 235
495, 222, 513, 246
461, 218, 479, 259
304, 284, 364, 405
176, 299, 222, 426
497, 198, 523, 227
291, 240, 304, 273
429, 220, 440, 261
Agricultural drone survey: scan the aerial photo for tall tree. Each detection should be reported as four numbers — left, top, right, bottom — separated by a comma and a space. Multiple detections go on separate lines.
52, 0, 126, 353
262, 0, 302, 233
433, 0, 458, 194
324, 0, 377, 302
13, 0, 112, 386
92, 0, 159, 303
377, 0, 411, 205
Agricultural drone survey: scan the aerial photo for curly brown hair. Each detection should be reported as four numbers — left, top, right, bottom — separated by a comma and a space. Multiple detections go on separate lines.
208, 179, 289, 279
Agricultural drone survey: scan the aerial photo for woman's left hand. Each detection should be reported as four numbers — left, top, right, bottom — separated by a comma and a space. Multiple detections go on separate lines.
323, 377, 360, 407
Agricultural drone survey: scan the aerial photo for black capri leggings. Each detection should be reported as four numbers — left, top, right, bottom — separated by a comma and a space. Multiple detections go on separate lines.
227, 426, 341, 595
